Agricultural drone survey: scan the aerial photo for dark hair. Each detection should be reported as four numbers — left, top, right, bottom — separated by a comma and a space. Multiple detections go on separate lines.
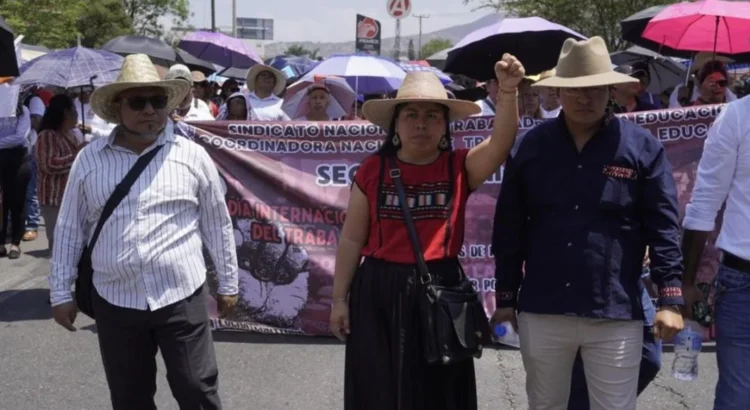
39, 95, 75, 132
377, 103, 453, 156
697, 60, 728, 84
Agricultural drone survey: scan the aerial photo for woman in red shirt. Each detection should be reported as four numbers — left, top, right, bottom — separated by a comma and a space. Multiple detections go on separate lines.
34, 95, 85, 251
330, 55, 525, 409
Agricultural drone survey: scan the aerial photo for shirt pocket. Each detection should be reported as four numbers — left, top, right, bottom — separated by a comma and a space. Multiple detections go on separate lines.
599, 176, 639, 228
716, 264, 750, 295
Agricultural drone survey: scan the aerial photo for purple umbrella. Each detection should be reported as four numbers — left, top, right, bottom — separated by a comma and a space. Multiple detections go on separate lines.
15, 46, 124, 88
444, 17, 586, 80
179, 31, 261, 69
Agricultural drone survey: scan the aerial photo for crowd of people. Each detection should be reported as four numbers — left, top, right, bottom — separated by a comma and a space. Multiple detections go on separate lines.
0, 21, 746, 410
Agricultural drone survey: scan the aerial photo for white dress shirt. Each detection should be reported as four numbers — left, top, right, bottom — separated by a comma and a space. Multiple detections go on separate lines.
683, 97, 750, 260
246, 92, 290, 121
74, 98, 116, 143
49, 123, 239, 310
181, 97, 214, 121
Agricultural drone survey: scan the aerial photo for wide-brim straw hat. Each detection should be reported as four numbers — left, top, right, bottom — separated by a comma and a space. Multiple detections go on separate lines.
246, 64, 286, 96
362, 72, 481, 130
90, 54, 191, 124
533, 37, 638, 88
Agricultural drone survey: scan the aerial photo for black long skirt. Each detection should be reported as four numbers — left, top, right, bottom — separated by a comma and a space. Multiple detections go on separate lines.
344, 257, 478, 410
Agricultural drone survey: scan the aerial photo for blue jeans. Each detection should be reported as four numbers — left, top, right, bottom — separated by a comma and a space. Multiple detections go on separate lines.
568, 284, 661, 409
25, 154, 40, 230
713, 264, 750, 410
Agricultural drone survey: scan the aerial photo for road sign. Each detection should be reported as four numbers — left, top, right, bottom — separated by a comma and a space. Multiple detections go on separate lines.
387, 0, 412, 20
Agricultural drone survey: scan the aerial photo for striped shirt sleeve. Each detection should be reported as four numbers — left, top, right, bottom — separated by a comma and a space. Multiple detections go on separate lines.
48, 149, 91, 306
196, 147, 239, 296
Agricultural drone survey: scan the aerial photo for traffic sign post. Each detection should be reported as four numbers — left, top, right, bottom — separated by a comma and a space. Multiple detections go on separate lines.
387, 0, 412, 19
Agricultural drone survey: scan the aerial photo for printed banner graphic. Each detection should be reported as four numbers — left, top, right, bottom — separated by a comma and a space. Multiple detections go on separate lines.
355, 14, 382, 55
179, 104, 725, 338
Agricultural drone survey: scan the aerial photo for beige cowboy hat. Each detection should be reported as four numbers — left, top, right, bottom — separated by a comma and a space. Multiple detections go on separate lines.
246, 64, 286, 96
362, 72, 481, 130
533, 37, 638, 88
90, 54, 191, 124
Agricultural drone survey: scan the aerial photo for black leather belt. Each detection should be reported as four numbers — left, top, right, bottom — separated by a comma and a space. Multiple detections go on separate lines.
721, 251, 750, 274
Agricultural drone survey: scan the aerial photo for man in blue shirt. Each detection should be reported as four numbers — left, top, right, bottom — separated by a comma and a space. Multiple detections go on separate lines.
491, 37, 684, 410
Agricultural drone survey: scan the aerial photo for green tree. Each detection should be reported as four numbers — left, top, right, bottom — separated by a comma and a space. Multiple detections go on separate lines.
78, 0, 135, 48
462, 0, 672, 51
285, 45, 309, 56
420, 38, 453, 59
407, 39, 416, 60
0, 0, 83, 49
122, 0, 190, 38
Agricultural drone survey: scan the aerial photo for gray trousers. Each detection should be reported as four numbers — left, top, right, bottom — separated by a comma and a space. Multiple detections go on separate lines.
40, 205, 59, 251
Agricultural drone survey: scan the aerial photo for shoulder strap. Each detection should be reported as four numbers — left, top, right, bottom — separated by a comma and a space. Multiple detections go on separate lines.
87, 145, 164, 251
485, 98, 496, 114
387, 156, 432, 284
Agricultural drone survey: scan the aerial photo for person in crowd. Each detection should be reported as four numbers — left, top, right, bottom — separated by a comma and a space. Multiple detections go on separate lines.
48, 54, 239, 410
330, 53, 524, 409
217, 92, 255, 121
165, 64, 214, 121
0, 91, 32, 259
192, 72, 219, 117
23, 88, 46, 242
219, 78, 240, 103
628, 61, 662, 109
34, 95, 85, 251
611, 64, 659, 113
681, 95, 750, 410
669, 53, 737, 108
567, 248, 662, 409
245, 64, 290, 121
537, 69, 561, 119
71, 87, 116, 143
688, 60, 730, 106
492, 37, 684, 410
294, 83, 345, 121
518, 77, 543, 119
474, 77, 499, 115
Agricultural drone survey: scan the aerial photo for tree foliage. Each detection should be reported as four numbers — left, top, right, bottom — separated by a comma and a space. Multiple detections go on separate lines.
421, 38, 453, 59
122, 0, 190, 38
78, 0, 135, 48
0, 0, 83, 49
462, 0, 673, 51
407, 39, 416, 60
285, 45, 309, 56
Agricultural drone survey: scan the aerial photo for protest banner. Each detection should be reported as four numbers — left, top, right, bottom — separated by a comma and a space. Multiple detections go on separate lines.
179, 104, 725, 339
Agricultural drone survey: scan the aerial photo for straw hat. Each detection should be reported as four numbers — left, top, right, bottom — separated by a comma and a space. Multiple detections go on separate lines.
246, 64, 286, 95
362, 72, 481, 130
166, 64, 193, 84
191, 71, 207, 83
533, 37, 638, 88
90, 54, 191, 124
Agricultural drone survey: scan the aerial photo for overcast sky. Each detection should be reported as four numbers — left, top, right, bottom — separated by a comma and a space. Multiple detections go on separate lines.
186, 0, 493, 42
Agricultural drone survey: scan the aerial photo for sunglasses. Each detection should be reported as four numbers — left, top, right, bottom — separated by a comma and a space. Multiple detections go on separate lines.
120, 96, 169, 111
715, 79, 728, 87
229, 87, 240, 93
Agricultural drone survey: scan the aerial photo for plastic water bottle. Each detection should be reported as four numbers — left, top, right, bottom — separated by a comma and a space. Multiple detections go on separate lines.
493, 322, 520, 348
672, 320, 703, 381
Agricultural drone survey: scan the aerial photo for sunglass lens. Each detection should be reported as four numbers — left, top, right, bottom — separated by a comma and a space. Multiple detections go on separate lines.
150, 96, 169, 109
127, 97, 148, 111
717, 80, 728, 87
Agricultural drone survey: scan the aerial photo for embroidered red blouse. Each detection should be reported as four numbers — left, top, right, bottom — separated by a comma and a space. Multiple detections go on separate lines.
353, 149, 471, 264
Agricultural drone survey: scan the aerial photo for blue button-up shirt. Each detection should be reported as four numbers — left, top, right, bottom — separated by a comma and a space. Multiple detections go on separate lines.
492, 114, 684, 320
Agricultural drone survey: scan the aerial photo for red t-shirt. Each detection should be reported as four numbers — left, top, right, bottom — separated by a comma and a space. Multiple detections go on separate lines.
354, 149, 471, 264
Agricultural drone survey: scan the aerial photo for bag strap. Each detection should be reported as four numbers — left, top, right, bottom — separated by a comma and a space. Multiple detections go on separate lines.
387, 156, 432, 284
87, 145, 164, 251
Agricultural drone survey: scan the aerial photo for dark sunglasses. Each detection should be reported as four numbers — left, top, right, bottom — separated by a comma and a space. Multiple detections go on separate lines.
716, 79, 728, 87
229, 87, 240, 93
120, 95, 169, 111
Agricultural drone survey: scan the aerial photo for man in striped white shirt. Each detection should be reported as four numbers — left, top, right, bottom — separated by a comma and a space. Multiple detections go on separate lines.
49, 54, 238, 410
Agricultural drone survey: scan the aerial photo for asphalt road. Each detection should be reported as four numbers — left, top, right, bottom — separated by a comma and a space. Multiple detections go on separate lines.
0, 226, 718, 409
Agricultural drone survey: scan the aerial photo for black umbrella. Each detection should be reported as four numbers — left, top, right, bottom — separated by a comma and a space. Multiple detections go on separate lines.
102, 35, 177, 67
610, 46, 686, 94
0, 16, 20, 77
444, 17, 587, 81
176, 48, 215, 76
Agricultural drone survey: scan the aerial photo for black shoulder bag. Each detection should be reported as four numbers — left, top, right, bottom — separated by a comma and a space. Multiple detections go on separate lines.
387, 156, 492, 365
75, 145, 164, 318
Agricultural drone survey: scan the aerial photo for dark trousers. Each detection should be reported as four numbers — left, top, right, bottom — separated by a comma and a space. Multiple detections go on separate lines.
567, 284, 661, 409
0, 146, 31, 245
93, 284, 222, 410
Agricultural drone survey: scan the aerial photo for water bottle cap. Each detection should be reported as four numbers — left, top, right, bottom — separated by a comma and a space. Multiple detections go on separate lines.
494, 324, 507, 337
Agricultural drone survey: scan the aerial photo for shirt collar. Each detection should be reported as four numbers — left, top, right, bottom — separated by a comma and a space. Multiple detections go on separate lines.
554, 110, 619, 142
249, 91, 280, 102
99, 121, 175, 152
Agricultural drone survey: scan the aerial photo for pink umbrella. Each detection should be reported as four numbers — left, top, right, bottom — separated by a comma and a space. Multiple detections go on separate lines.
642, 0, 750, 55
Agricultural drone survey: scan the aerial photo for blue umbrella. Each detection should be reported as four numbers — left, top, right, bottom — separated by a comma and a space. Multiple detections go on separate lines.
16, 46, 123, 88
266, 55, 320, 78
398, 62, 452, 85
294, 53, 406, 94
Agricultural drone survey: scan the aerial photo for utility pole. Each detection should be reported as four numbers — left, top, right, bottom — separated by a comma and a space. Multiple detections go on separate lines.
232, 0, 237, 37
211, 0, 216, 32
414, 14, 429, 59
